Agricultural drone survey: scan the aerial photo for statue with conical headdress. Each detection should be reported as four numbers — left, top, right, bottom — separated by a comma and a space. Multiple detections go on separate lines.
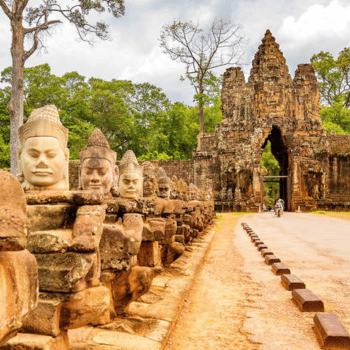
142, 161, 157, 198
157, 167, 171, 200
79, 128, 118, 195
118, 150, 143, 199
18, 105, 69, 191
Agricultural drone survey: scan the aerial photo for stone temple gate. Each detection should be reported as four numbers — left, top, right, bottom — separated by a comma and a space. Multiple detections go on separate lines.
192, 30, 350, 212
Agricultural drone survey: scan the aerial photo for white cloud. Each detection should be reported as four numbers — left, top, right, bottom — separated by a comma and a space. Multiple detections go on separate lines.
279, 0, 350, 46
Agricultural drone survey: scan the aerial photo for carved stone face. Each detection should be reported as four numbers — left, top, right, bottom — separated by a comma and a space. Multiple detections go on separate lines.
158, 183, 171, 199
21, 137, 67, 189
81, 158, 114, 193
143, 178, 155, 197
119, 173, 142, 199
189, 189, 198, 201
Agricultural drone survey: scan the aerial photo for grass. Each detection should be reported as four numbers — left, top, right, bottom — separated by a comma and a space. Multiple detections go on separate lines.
309, 211, 350, 215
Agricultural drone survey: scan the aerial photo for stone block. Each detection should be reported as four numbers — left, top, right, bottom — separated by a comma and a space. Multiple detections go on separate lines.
250, 235, 259, 241
271, 262, 291, 275
314, 313, 350, 349
100, 224, 135, 269
175, 235, 185, 245
72, 191, 104, 205
261, 248, 274, 257
22, 299, 63, 337
292, 289, 324, 312
254, 240, 264, 246
281, 274, 306, 291
27, 204, 76, 232
35, 252, 99, 293
1, 332, 69, 350
265, 255, 281, 265
60, 285, 110, 330
137, 241, 160, 267
145, 218, 166, 242
27, 230, 72, 254
0, 250, 38, 346
257, 244, 268, 251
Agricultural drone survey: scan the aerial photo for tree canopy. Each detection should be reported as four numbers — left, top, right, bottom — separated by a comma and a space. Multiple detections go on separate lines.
0, 63, 222, 168
0, 0, 125, 174
311, 48, 350, 135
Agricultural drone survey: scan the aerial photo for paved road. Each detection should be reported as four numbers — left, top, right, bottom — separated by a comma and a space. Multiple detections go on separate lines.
237, 212, 350, 349
166, 212, 350, 350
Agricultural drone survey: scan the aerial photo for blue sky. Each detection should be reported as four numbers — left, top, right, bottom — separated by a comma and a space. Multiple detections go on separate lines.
1, 0, 350, 105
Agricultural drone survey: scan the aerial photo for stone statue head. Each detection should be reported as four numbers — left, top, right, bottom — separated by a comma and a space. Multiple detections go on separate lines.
79, 129, 118, 194
157, 167, 171, 200
142, 161, 157, 198
0, 170, 30, 251
18, 105, 69, 191
118, 150, 143, 199
188, 183, 198, 201
170, 175, 178, 199
178, 179, 188, 201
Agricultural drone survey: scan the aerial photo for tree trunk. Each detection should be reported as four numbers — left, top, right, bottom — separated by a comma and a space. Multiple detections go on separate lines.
197, 78, 205, 134
9, 14, 25, 175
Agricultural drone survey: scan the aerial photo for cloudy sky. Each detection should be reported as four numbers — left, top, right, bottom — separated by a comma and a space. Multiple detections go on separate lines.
1, 0, 350, 105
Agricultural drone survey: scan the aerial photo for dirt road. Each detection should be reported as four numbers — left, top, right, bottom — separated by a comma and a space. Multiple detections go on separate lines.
165, 212, 350, 350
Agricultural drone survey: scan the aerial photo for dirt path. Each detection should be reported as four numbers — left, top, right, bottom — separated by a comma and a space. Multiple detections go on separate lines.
165, 214, 259, 350
164, 212, 350, 350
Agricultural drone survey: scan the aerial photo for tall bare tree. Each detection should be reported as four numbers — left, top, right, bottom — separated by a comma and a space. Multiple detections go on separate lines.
160, 18, 244, 134
0, 0, 125, 175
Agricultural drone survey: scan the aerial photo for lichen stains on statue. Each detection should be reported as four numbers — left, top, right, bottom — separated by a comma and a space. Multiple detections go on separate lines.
79, 128, 118, 195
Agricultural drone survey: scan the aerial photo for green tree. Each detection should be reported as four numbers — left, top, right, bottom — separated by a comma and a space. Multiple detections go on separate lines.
261, 141, 280, 208
0, 0, 125, 175
311, 48, 350, 106
311, 48, 350, 135
160, 18, 243, 133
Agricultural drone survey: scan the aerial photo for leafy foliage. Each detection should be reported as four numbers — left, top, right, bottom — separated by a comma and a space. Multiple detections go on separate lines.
311, 48, 350, 135
260, 141, 280, 209
0, 63, 223, 166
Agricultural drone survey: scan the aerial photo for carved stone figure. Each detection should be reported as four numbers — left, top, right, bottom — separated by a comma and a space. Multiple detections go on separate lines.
142, 161, 157, 198
119, 150, 143, 199
157, 167, 171, 200
79, 128, 118, 195
18, 105, 69, 191
188, 183, 199, 201
0, 170, 38, 346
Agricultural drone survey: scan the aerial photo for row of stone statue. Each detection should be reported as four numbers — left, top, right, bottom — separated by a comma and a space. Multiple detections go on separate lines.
17, 104, 205, 202
0, 105, 214, 349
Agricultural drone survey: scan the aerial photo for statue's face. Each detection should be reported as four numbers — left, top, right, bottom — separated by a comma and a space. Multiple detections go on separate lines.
189, 189, 197, 201
119, 172, 142, 199
143, 178, 155, 197
81, 158, 114, 193
158, 183, 171, 199
21, 137, 66, 187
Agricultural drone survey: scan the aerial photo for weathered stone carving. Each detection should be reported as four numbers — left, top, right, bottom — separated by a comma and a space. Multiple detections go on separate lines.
119, 150, 143, 199
0, 170, 38, 346
193, 29, 350, 212
188, 183, 199, 201
142, 161, 157, 198
79, 128, 118, 195
18, 105, 69, 191
20, 189, 109, 348
157, 167, 171, 200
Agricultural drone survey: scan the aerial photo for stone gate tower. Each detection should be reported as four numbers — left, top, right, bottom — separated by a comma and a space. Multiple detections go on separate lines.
192, 30, 350, 212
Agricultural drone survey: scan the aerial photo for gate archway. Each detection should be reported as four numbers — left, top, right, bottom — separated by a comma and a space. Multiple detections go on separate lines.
261, 126, 291, 211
